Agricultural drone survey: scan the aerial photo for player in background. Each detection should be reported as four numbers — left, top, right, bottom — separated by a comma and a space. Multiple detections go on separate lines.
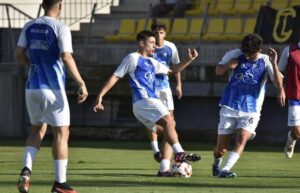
15, 0, 88, 192
148, 22, 183, 176
278, 40, 300, 159
212, 34, 283, 178
93, 31, 201, 176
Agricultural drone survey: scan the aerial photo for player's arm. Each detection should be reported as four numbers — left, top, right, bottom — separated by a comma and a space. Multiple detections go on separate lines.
15, 46, 30, 67
215, 49, 240, 76
93, 75, 120, 112
169, 48, 198, 74
215, 59, 238, 76
175, 72, 182, 99
268, 47, 283, 89
269, 47, 285, 107
61, 52, 88, 103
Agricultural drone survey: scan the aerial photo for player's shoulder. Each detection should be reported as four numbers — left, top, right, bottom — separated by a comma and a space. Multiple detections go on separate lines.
257, 53, 269, 61
223, 48, 243, 58
123, 52, 140, 63
227, 48, 242, 55
164, 40, 177, 50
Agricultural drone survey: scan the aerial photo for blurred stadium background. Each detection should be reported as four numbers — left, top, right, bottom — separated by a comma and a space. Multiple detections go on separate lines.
0, 0, 299, 144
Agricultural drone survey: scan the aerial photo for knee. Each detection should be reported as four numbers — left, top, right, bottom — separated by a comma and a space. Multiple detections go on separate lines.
165, 115, 175, 127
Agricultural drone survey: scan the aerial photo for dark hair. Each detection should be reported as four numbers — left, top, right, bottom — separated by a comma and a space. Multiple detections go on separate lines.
241, 34, 263, 55
42, 0, 62, 10
136, 30, 156, 42
151, 22, 167, 31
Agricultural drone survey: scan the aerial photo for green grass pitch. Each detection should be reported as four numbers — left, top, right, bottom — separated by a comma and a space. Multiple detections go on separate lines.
1, 140, 300, 193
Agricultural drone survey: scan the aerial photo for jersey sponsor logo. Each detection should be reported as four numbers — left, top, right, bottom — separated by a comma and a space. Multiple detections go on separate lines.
144, 71, 155, 86
30, 28, 49, 34
232, 63, 259, 86
29, 40, 49, 50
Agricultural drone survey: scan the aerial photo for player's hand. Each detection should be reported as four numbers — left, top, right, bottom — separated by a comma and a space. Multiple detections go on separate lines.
93, 95, 104, 112
78, 83, 88, 104
269, 47, 278, 64
227, 59, 238, 69
188, 48, 198, 61
176, 84, 182, 99
277, 87, 286, 107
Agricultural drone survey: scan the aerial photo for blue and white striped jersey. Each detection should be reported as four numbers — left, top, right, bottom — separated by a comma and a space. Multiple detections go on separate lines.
17, 16, 73, 90
152, 40, 180, 90
219, 49, 275, 113
114, 52, 169, 103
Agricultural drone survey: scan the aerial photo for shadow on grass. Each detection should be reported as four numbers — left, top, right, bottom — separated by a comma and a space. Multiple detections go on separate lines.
0, 138, 287, 152
1, 178, 300, 189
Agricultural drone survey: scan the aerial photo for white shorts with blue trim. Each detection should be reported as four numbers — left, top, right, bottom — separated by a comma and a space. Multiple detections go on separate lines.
25, 89, 70, 127
133, 98, 170, 131
218, 106, 260, 139
155, 88, 174, 111
288, 105, 300, 126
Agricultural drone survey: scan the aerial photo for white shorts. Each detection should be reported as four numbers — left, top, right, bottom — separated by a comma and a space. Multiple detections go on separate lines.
218, 106, 260, 139
155, 88, 174, 111
133, 98, 170, 131
25, 89, 70, 127
288, 105, 300, 126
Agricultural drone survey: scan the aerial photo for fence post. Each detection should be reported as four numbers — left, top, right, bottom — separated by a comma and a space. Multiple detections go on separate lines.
5, 4, 16, 58
84, 3, 97, 47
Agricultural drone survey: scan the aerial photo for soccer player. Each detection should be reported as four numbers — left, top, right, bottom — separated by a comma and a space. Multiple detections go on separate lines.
93, 30, 201, 174
15, 0, 88, 192
149, 22, 183, 176
212, 34, 283, 178
278, 40, 300, 159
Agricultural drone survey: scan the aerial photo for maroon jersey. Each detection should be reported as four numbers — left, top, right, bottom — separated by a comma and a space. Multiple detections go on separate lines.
286, 44, 300, 99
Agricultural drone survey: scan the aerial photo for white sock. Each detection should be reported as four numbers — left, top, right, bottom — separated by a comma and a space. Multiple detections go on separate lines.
171, 143, 184, 154
24, 146, 38, 171
222, 152, 240, 171
213, 157, 222, 167
54, 159, 68, 183
151, 141, 160, 154
160, 159, 171, 172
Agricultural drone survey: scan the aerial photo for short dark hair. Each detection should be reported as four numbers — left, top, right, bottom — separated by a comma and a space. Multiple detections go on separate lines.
151, 22, 167, 31
136, 30, 156, 42
42, 0, 62, 10
241, 34, 263, 55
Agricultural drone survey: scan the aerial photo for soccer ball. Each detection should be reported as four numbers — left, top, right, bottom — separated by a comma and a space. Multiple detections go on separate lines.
172, 161, 192, 178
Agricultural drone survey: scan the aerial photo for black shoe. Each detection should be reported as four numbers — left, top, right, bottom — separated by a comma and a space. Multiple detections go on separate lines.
157, 170, 175, 177
212, 165, 221, 176
175, 152, 201, 162
154, 151, 162, 163
218, 170, 237, 178
51, 181, 78, 193
17, 167, 31, 193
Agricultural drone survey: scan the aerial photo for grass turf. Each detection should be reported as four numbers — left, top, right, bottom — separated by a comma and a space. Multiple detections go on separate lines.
1, 139, 300, 193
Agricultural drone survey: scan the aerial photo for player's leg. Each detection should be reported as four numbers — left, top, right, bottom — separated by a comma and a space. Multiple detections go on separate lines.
219, 114, 258, 178
17, 124, 47, 193
284, 126, 300, 158
157, 139, 174, 176
18, 90, 48, 193
212, 134, 231, 176
219, 128, 252, 178
285, 105, 300, 158
148, 127, 162, 162
51, 126, 77, 193
156, 115, 201, 162
214, 107, 240, 178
